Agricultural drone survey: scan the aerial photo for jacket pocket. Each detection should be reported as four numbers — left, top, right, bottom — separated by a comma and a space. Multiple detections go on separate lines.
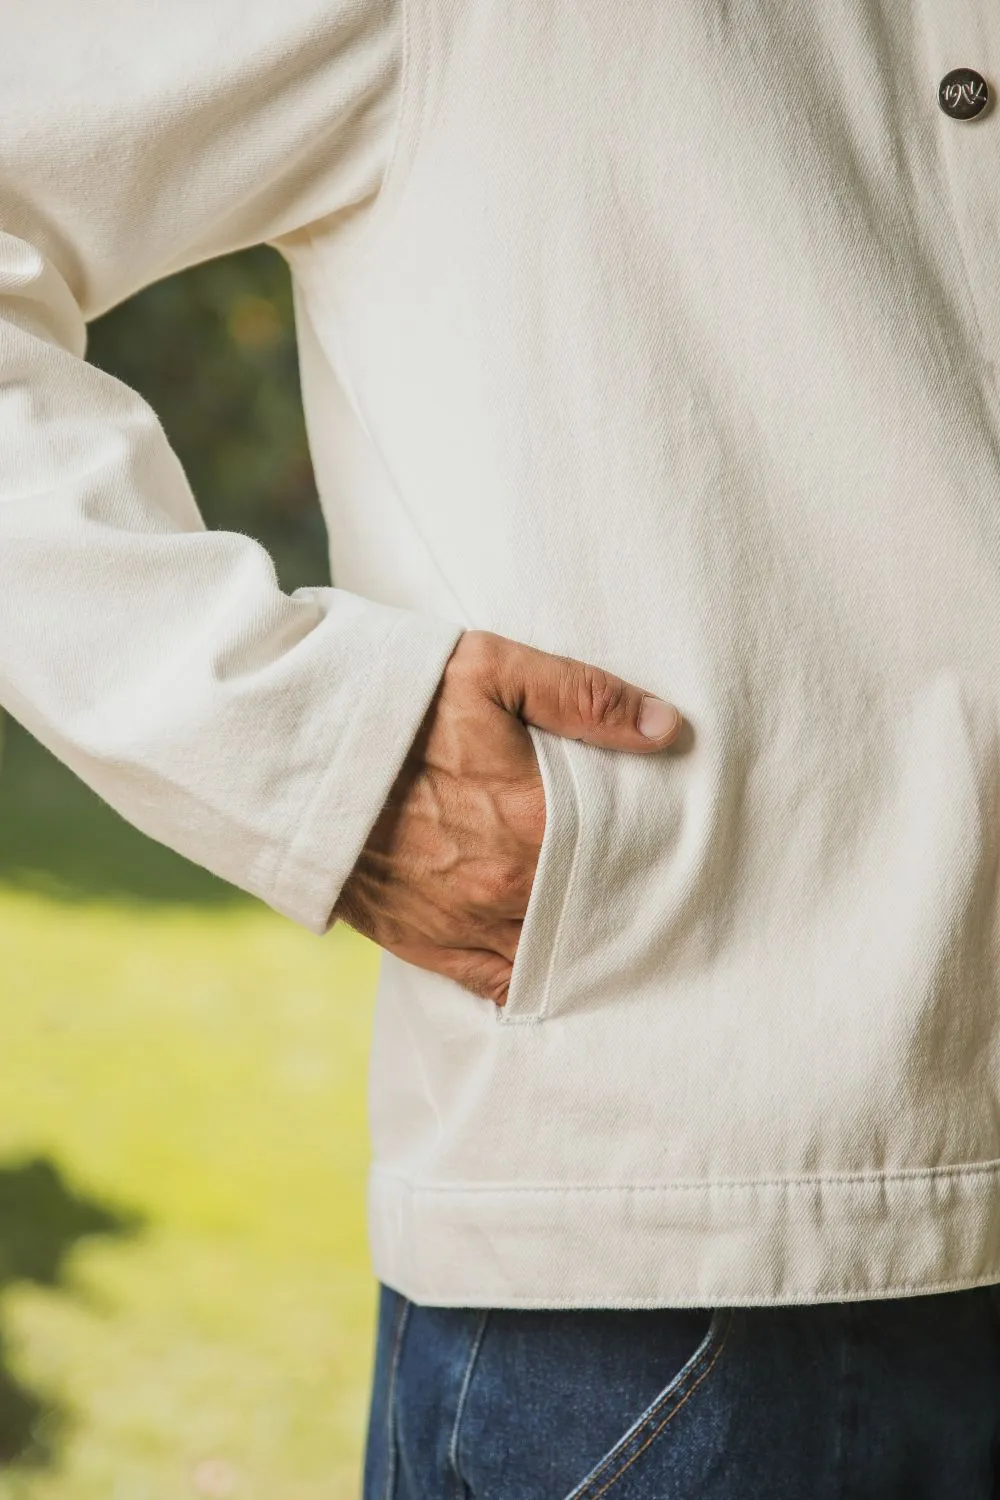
499, 724, 582, 1023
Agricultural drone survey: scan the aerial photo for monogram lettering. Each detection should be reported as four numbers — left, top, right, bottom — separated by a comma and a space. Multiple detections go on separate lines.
943, 79, 987, 107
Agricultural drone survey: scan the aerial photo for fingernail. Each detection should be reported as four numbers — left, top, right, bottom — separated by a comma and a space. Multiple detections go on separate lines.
638, 696, 681, 739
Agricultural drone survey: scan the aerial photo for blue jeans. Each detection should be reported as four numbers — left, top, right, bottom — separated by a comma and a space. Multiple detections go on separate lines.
363, 1282, 1000, 1498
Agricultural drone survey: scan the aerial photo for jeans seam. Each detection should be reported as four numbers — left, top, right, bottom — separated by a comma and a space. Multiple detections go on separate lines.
382, 1296, 411, 1500
448, 1310, 490, 1500
571, 1307, 733, 1500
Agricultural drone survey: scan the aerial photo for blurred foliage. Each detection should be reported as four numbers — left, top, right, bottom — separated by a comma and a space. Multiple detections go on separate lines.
0, 1158, 139, 1471
0, 884, 378, 1498
86, 246, 330, 594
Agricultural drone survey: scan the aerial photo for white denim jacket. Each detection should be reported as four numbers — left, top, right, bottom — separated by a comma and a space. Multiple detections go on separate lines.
3, 0, 1000, 1307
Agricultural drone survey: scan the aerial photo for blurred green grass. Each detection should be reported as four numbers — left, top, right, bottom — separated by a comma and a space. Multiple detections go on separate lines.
0, 245, 382, 1497
0, 719, 379, 1499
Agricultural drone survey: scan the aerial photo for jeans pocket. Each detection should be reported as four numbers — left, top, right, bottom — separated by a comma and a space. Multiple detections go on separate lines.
453, 1304, 729, 1499
498, 724, 582, 1023
563, 1307, 733, 1500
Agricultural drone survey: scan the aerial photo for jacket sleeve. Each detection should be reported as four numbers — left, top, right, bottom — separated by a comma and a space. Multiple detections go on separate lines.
0, 0, 464, 933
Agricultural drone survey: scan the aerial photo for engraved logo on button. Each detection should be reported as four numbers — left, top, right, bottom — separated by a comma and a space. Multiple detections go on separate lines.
938, 67, 991, 121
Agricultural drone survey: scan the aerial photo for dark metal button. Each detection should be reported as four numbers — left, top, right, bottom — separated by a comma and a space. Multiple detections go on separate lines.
938, 67, 991, 121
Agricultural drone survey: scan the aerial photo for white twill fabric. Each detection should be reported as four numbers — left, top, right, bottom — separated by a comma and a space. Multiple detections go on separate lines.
3, 1, 1000, 1309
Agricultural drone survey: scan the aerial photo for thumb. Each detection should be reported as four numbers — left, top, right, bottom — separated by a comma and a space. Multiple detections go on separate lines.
487, 636, 683, 753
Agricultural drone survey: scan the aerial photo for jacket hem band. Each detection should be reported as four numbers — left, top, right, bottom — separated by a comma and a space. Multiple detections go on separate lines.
368, 1161, 1000, 1308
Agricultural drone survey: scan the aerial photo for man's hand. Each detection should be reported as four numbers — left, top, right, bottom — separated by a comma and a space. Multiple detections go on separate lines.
331, 630, 683, 1006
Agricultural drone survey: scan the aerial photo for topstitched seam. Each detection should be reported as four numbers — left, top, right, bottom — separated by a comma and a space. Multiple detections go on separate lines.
576, 1308, 733, 1500
448, 1310, 490, 1500
564, 1318, 722, 1499
373, 1157, 1000, 1191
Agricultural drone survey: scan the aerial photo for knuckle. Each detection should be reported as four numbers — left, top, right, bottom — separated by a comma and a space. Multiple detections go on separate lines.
500, 775, 546, 850
527, 794, 546, 843
447, 628, 505, 686
472, 961, 512, 1007
485, 972, 511, 1007
477, 860, 528, 908
442, 949, 510, 1006
511, 779, 546, 843
579, 665, 628, 726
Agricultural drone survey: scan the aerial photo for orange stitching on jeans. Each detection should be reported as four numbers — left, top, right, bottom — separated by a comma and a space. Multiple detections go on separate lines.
571, 1312, 725, 1497
579, 1309, 733, 1500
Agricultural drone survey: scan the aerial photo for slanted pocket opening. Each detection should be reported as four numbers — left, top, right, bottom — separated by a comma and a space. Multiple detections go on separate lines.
564, 1307, 733, 1499
498, 724, 582, 1023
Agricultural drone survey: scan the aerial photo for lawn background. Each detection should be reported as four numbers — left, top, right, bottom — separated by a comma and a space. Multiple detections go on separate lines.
0, 247, 380, 1497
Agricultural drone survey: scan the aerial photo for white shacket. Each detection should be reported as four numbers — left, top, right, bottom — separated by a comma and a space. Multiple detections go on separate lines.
4, 0, 1000, 1309
0, 0, 461, 937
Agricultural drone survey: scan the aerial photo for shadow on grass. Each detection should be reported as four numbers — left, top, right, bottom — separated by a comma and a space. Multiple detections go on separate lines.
0, 715, 253, 910
0, 1156, 143, 1470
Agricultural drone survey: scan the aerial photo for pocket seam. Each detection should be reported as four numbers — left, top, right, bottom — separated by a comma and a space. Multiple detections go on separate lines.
564, 1307, 733, 1500
536, 734, 586, 1022
382, 1295, 412, 1500
498, 728, 583, 1025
